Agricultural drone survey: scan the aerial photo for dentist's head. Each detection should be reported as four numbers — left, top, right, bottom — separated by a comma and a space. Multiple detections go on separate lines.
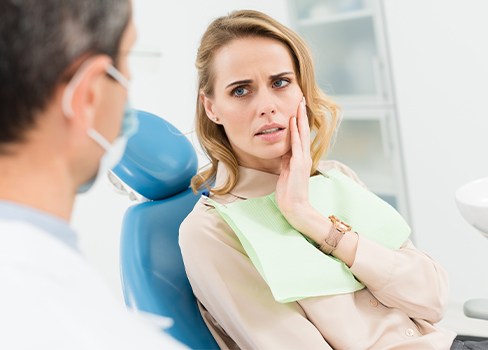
0, 0, 136, 219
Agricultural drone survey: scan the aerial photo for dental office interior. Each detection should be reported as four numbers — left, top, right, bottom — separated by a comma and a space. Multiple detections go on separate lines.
72, 0, 488, 340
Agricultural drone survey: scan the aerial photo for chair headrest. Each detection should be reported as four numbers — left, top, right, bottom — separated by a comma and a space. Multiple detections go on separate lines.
112, 110, 198, 201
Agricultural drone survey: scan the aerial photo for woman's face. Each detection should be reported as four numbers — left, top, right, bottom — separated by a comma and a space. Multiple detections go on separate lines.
202, 36, 303, 173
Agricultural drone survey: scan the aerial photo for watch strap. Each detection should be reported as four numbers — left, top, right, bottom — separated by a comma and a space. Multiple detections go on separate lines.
319, 215, 352, 255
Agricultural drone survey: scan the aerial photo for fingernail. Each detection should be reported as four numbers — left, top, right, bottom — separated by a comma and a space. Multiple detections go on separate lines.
302, 96, 307, 106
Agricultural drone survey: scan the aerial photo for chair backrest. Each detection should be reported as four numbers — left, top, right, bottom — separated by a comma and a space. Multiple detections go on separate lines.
111, 110, 218, 349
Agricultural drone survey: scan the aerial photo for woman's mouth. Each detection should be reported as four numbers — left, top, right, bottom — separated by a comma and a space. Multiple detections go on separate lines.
255, 127, 286, 142
255, 127, 284, 135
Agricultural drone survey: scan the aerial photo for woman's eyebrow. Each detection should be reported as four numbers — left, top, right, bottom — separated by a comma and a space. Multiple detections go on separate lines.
225, 72, 294, 89
226, 79, 252, 89
270, 71, 294, 80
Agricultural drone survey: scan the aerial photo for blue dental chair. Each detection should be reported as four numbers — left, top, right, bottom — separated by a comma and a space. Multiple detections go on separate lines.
110, 110, 219, 349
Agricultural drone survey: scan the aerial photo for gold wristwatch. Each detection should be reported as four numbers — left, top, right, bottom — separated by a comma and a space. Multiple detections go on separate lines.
319, 215, 352, 255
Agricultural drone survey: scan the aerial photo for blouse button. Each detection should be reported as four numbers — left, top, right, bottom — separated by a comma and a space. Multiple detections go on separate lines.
405, 328, 415, 337
369, 299, 378, 307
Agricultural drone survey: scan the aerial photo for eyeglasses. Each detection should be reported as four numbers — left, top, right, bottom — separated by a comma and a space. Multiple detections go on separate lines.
106, 48, 163, 84
106, 65, 129, 89
125, 49, 163, 78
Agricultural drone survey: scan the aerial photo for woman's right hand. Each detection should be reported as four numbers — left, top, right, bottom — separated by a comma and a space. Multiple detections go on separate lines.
275, 97, 331, 244
275, 97, 313, 227
275, 97, 358, 265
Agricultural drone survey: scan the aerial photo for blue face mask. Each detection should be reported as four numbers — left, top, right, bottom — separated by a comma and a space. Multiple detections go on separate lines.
61, 60, 138, 193
120, 101, 138, 139
77, 101, 138, 194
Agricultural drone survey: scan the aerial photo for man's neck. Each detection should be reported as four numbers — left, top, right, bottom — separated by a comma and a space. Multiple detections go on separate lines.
0, 149, 74, 221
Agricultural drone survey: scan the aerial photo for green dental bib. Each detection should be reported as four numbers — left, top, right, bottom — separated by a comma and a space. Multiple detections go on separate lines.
206, 169, 411, 303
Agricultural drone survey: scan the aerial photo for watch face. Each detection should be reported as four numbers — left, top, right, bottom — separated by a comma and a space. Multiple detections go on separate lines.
337, 222, 350, 234
329, 215, 351, 234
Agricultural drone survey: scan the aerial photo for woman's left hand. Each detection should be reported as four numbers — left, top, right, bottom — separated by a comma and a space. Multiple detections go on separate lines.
275, 97, 314, 231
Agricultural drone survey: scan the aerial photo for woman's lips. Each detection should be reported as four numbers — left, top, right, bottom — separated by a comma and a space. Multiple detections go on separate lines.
255, 127, 286, 142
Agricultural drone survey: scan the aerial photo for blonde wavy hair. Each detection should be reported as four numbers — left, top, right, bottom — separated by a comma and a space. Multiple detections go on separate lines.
191, 9, 340, 195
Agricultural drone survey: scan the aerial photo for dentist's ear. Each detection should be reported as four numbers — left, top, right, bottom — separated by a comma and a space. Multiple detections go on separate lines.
62, 55, 112, 129
200, 92, 221, 124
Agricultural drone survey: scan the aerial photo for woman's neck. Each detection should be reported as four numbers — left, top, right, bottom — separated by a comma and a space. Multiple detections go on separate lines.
237, 158, 282, 175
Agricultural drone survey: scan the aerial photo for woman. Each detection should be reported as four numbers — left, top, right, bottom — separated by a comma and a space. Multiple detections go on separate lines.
180, 9, 476, 350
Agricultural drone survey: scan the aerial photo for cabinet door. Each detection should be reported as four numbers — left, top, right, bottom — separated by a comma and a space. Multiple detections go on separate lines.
327, 111, 409, 216
289, 0, 388, 104
288, 0, 410, 220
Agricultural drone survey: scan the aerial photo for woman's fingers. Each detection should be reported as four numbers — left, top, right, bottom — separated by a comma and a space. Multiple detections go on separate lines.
288, 97, 312, 169
280, 150, 291, 176
289, 115, 301, 162
297, 97, 311, 159
276, 98, 311, 220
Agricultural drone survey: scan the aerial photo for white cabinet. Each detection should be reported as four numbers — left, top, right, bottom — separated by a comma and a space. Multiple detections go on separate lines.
288, 0, 410, 220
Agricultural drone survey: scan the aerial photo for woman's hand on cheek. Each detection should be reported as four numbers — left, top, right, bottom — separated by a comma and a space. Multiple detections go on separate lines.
275, 97, 314, 232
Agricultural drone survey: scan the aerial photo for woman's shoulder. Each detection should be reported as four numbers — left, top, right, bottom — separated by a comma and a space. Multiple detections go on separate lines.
179, 196, 242, 253
317, 159, 366, 187
180, 197, 218, 237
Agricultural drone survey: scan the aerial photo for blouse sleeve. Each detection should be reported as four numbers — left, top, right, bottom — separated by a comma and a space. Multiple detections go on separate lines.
322, 160, 449, 323
179, 200, 332, 350
349, 237, 449, 323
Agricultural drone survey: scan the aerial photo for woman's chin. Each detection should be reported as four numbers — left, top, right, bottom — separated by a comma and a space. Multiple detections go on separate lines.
255, 148, 291, 163
234, 142, 291, 170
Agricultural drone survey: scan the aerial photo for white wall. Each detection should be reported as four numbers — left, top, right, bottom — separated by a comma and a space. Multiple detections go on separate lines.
72, 1, 288, 300
382, 0, 488, 325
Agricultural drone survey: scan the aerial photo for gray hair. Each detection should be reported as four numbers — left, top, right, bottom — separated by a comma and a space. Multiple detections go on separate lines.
0, 0, 131, 149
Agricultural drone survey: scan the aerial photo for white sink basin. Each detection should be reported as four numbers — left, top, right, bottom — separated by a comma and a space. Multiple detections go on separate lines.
455, 177, 488, 321
455, 177, 488, 238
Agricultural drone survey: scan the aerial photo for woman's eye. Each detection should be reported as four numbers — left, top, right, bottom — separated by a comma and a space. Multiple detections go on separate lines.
232, 87, 249, 97
272, 78, 290, 88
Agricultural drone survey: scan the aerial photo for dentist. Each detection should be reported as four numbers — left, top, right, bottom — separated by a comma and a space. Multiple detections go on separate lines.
0, 1, 185, 349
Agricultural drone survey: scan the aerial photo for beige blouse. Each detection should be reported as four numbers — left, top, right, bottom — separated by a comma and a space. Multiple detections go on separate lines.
179, 160, 457, 350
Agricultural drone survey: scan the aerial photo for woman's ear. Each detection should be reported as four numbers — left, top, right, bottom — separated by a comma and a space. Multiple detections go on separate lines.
200, 92, 221, 124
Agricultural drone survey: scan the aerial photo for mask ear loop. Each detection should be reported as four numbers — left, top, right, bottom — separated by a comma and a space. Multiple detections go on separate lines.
61, 57, 101, 118
94, 65, 130, 152
62, 57, 117, 153
87, 129, 111, 152
105, 65, 129, 89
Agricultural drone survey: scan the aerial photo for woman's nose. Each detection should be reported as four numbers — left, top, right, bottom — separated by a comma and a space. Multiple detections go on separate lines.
257, 90, 277, 117
260, 107, 276, 117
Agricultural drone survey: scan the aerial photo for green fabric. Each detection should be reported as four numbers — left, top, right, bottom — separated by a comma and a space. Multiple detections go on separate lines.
207, 169, 411, 303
